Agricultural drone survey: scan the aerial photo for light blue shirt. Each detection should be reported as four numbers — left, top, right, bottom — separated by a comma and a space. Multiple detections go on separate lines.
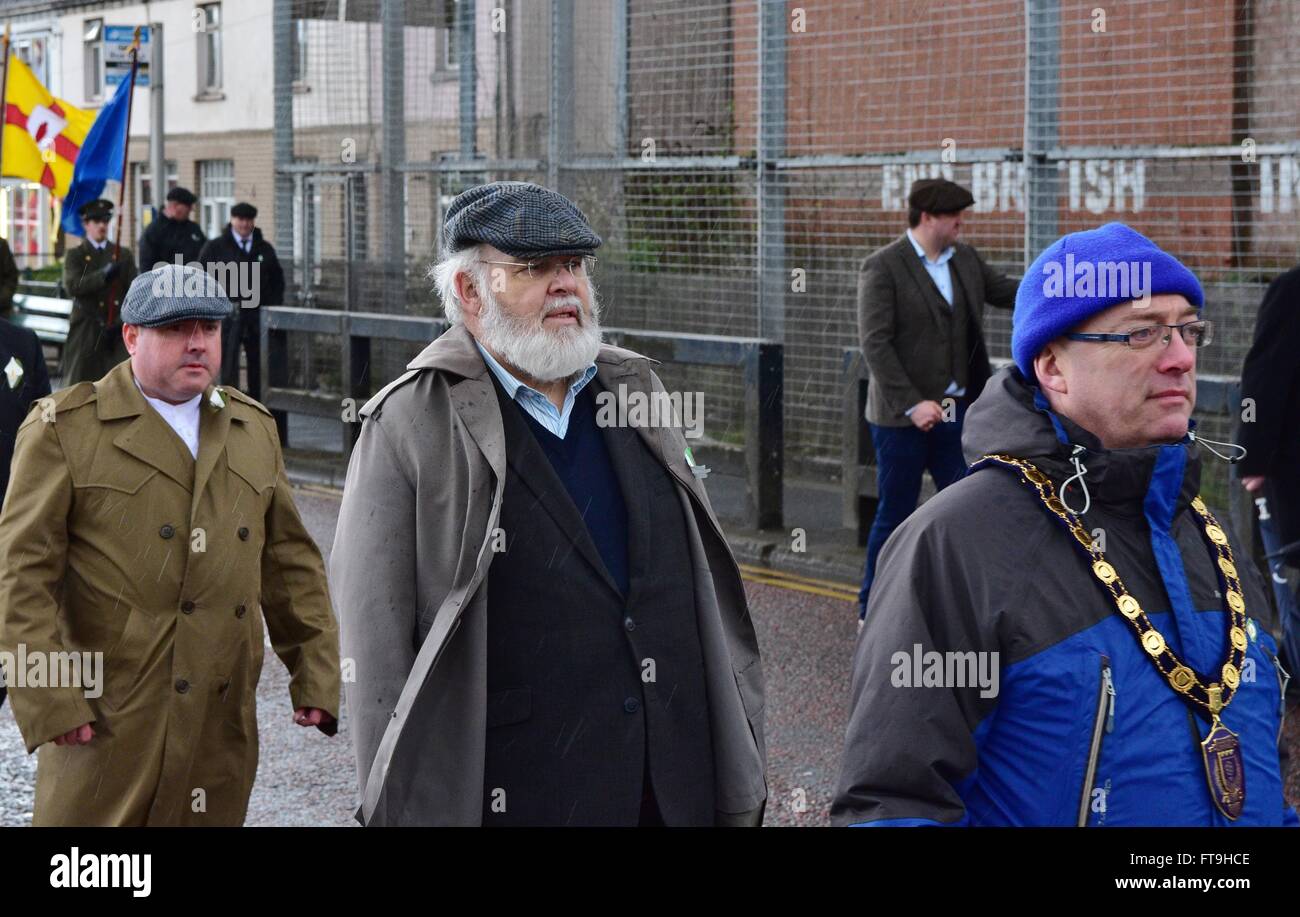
474, 340, 597, 439
906, 227, 955, 307
903, 229, 965, 409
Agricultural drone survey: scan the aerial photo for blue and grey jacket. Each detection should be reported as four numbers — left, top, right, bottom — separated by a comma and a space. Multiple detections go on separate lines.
832, 366, 1296, 827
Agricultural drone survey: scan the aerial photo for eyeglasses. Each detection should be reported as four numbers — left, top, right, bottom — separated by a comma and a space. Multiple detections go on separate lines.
1065, 319, 1213, 350
481, 255, 596, 281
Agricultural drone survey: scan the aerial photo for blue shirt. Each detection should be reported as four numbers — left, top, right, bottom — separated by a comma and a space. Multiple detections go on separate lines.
906, 228, 955, 307
474, 340, 597, 439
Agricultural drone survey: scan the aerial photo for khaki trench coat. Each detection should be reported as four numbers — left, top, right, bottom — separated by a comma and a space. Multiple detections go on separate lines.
61, 240, 139, 385
331, 324, 768, 826
0, 359, 340, 826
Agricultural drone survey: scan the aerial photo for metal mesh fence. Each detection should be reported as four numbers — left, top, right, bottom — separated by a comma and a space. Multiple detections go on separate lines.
277, 0, 1300, 501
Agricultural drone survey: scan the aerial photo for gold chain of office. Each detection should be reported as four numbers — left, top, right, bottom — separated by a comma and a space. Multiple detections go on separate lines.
980, 453, 1248, 719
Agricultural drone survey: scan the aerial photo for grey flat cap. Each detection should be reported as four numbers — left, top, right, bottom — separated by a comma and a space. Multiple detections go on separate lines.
121, 264, 233, 327
443, 181, 601, 259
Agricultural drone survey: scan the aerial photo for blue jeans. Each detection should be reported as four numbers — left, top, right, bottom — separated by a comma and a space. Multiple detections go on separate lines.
858, 402, 968, 614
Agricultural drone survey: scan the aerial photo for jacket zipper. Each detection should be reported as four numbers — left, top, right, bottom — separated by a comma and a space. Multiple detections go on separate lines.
1077, 655, 1113, 827
1275, 653, 1291, 746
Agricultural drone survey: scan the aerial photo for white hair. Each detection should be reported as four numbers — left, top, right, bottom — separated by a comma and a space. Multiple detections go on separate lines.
428, 245, 488, 324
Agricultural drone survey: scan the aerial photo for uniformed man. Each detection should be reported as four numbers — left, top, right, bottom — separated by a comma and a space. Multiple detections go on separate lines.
0, 235, 20, 320
198, 201, 285, 401
138, 186, 207, 271
60, 199, 138, 385
0, 263, 340, 826
0, 315, 50, 710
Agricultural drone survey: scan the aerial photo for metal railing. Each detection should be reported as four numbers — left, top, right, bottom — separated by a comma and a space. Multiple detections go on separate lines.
261, 305, 785, 530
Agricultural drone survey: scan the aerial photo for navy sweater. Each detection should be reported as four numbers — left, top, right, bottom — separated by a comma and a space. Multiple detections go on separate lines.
515, 385, 630, 596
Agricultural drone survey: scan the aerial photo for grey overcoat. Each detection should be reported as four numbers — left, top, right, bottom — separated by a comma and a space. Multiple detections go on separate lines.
331, 324, 768, 826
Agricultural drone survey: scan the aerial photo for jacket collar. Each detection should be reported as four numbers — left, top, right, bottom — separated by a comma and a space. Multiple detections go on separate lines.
963, 365, 1202, 516
96, 359, 234, 500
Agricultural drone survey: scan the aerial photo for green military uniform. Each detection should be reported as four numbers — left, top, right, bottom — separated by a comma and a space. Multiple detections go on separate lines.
60, 238, 138, 385
0, 358, 340, 826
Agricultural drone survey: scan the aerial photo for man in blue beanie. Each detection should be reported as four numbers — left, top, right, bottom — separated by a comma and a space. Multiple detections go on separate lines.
835, 222, 1296, 826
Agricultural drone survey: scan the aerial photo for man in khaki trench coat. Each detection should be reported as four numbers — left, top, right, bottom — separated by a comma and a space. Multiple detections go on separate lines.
332, 182, 767, 826
0, 264, 340, 826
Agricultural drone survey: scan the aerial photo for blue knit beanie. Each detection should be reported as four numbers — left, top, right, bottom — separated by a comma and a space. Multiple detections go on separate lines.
1011, 222, 1204, 382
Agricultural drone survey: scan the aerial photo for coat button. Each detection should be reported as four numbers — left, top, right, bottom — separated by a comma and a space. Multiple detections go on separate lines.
624, 617, 635, 632
624, 697, 640, 714
235, 604, 247, 619
181, 600, 195, 614
238, 527, 250, 541
159, 524, 175, 539
175, 679, 190, 694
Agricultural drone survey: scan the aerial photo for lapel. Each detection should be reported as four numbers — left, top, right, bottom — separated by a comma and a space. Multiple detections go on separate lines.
893, 235, 953, 328
98, 361, 195, 493
490, 371, 623, 598
191, 384, 232, 518
597, 390, 651, 603
594, 352, 714, 513
949, 246, 984, 329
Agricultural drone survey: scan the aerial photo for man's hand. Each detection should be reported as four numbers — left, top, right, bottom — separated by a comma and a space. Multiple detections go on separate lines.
52, 723, 95, 746
1242, 475, 1266, 493
100, 260, 122, 282
909, 400, 944, 432
293, 707, 335, 729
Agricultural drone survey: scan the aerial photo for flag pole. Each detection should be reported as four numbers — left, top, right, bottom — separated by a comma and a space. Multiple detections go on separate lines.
107, 26, 140, 326
0, 25, 12, 181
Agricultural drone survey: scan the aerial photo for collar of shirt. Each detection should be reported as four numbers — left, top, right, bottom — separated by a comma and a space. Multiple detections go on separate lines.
89, 239, 108, 251
133, 376, 202, 459
234, 233, 250, 250
906, 227, 954, 267
473, 339, 597, 439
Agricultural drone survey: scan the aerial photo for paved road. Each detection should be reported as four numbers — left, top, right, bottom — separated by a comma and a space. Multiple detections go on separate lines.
3, 485, 1296, 826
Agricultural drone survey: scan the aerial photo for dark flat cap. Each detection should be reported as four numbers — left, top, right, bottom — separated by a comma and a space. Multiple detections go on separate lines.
166, 186, 197, 205
443, 181, 601, 259
121, 264, 232, 327
79, 199, 114, 221
908, 178, 975, 215
230, 202, 258, 219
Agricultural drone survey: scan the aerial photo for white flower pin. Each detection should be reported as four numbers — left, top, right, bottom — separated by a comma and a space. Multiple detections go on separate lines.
208, 387, 226, 411
4, 356, 23, 390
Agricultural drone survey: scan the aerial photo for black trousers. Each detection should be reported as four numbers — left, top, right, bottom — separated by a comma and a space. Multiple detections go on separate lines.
221, 307, 261, 401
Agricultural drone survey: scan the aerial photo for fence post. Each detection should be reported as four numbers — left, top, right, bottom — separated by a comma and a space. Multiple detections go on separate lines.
757, 0, 787, 344
549, 0, 575, 197
745, 342, 784, 530
382, 0, 407, 307
1024, 0, 1061, 264
458, 0, 477, 159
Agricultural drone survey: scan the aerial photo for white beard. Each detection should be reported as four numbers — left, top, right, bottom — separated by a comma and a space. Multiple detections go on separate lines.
477, 284, 603, 383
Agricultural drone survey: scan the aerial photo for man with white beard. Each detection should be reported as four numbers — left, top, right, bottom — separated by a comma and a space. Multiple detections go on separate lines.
330, 182, 767, 826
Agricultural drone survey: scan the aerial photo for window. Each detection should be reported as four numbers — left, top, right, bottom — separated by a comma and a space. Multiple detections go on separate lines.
133, 159, 180, 244
83, 19, 103, 102
196, 3, 222, 94
198, 160, 234, 238
439, 0, 458, 71
2, 184, 50, 267
15, 36, 49, 85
